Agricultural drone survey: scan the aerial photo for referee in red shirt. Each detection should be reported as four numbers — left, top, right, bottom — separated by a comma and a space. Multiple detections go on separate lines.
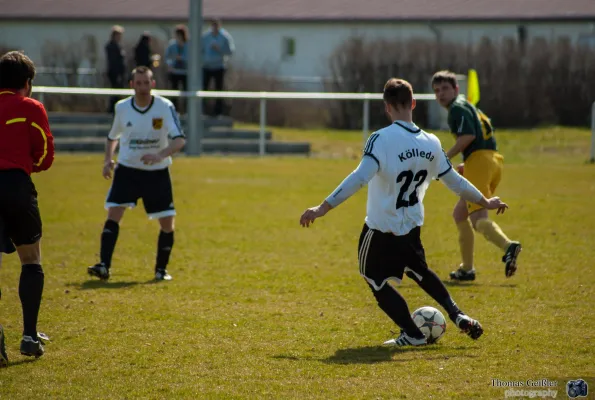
0, 51, 55, 366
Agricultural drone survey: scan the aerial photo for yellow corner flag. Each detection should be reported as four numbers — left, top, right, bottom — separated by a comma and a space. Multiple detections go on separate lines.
467, 69, 480, 106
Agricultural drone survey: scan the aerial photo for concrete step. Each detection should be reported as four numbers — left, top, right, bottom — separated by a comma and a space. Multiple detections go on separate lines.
54, 137, 310, 155
205, 128, 273, 140
47, 112, 233, 128
50, 124, 111, 137
49, 125, 272, 140
202, 139, 310, 155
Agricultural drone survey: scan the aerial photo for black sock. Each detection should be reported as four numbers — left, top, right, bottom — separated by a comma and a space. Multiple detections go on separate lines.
155, 231, 174, 271
406, 269, 462, 323
19, 264, 44, 338
100, 219, 119, 268
369, 283, 425, 339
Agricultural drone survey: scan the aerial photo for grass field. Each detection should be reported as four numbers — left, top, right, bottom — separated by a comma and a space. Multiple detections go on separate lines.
0, 126, 594, 399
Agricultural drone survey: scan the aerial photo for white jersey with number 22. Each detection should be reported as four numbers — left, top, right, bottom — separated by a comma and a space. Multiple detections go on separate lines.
363, 121, 452, 236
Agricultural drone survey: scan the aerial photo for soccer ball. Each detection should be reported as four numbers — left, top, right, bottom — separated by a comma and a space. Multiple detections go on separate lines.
412, 306, 447, 343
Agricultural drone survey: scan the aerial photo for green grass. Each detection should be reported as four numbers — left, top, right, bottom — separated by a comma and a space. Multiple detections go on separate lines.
0, 126, 594, 399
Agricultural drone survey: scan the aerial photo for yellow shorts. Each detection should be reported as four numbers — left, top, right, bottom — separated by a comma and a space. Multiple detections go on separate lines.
463, 150, 503, 213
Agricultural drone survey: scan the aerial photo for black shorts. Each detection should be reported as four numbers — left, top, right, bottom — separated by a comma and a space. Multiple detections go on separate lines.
358, 224, 428, 291
0, 169, 42, 247
105, 164, 176, 219
0, 216, 16, 254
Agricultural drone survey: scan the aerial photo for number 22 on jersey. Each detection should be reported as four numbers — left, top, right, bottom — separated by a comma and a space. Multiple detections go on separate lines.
396, 169, 428, 209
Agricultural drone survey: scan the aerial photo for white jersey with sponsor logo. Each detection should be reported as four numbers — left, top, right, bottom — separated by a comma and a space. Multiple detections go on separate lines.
108, 95, 185, 170
363, 121, 452, 235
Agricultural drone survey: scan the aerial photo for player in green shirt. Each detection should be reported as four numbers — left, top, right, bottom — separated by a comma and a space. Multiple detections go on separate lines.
432, 70, 521, 281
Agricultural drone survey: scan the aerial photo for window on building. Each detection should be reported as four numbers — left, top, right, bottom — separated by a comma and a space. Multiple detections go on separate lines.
282, 37, 296, 59
578, 34, 595, 49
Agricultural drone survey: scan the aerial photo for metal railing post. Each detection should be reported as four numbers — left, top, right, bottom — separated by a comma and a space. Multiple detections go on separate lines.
259, 96, 267, 157
591, 101, 595, 163
362, 97, 370, 147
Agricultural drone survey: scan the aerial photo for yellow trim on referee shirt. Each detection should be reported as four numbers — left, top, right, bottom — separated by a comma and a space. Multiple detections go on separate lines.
31, 122, 48, 167
0, 91, 15, 95
6, 117, 26, 125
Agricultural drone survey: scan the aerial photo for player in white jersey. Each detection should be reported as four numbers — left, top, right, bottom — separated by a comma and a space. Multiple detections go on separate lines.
87, 66, 186, 281
300, 79, 509, 346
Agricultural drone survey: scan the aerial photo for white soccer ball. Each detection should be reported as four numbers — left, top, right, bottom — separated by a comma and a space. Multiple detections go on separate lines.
412, 306, 447, 344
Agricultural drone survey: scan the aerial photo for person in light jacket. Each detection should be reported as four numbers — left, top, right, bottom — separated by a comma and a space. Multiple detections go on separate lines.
165, 25, 189, 111
202, 19, 234, 116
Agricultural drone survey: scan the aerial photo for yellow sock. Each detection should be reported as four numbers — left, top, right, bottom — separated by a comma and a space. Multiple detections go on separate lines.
456, 219, 475, 271
475, 219, 512, 251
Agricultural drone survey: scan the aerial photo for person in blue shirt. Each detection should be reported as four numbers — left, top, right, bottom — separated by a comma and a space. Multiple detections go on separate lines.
165, 25, 189, 112
201, 19, 235, 116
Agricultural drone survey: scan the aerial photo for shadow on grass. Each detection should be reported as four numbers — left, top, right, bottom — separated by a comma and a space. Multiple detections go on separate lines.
322, 345, 441, 364
4, 358, 38, 368
274, 344, 480, 365
441, 280, 517, 288
67, 278, 171, 290
67, 280, 142, 290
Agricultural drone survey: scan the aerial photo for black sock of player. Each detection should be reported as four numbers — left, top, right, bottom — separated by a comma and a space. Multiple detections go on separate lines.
155, 231, 174, 271
100, 219, 120, 268
19, 264, 44, 339
406, 269, 463, 322
370, 283, 425, 339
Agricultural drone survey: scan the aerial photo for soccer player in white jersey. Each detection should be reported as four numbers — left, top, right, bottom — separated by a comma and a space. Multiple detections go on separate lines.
87, 66, 186, 281
300, 78, 509, 346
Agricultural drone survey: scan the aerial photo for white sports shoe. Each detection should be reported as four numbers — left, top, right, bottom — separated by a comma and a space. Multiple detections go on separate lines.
155, 269, 172, 281
383, 331, 427, 347
455, 314, 484, 339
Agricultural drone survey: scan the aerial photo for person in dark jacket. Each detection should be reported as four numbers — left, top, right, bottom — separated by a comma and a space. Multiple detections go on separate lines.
105, 25, 126, 114
134, 32, 152, 69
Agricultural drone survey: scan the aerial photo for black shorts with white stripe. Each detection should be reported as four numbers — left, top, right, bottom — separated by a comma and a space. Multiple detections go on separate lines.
358, 224, 428, 291
105, 164, 175, 220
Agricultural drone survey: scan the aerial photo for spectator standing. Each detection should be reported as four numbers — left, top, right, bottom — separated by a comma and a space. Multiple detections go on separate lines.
105, 25, 126, 114
165, 25, 189, 112
134, 32, 152, 69
202, 19, 235, 116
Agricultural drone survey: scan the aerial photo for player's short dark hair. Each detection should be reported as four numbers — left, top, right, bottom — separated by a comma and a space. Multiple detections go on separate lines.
431, 70, 458, 89
383, 78, 413, 110
130, 65, 153, 80
175, 24, 188, 42
0, 51, 36, 90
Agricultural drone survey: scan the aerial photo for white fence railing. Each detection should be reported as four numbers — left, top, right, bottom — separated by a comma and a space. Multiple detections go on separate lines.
32, 86, 595, 160
33, 86, 436, 156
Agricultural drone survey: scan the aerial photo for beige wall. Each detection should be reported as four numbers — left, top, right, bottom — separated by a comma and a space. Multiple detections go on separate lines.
0, 19, 592, 87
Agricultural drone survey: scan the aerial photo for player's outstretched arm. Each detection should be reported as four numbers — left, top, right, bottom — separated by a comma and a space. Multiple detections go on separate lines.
478, 196, 508, 214
299, 155, 378, 228
299, 201, 332, 228
439, 169, 508, 214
